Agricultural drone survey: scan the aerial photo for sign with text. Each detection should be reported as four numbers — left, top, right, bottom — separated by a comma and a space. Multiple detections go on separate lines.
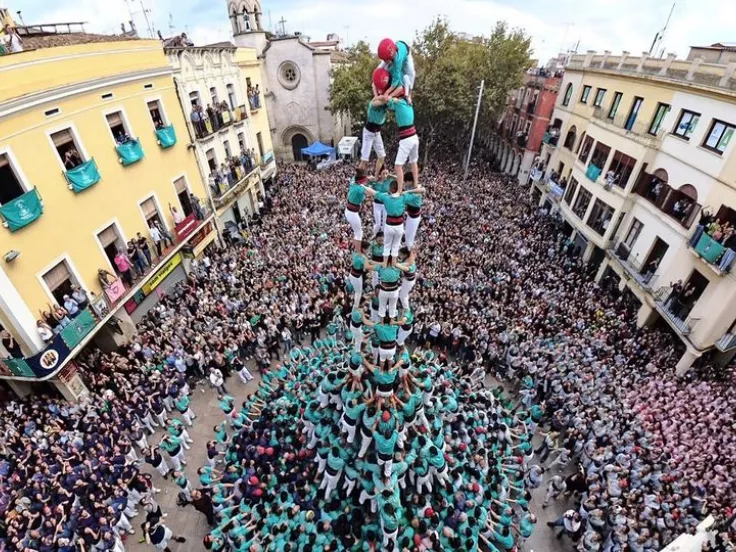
142, 253, 182, 295
174, 213, 198, 241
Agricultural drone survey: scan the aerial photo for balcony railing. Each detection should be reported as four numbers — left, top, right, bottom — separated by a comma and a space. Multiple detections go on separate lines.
530, 168, 544, 182
212, 166, 260, 209
543, 132, 559, 146
715, 333, 736, 352
591, 109, 666, 144
652, 286, 700, 335
192, 110, 235, 140
585, 164, 602, 182
688, 229, 735, 274
614, 248, 659, 290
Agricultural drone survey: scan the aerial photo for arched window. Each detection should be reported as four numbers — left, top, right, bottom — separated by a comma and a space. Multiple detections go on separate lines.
562, 83, 573, 106
564, 125, 577, 150
575, 132, 586, 154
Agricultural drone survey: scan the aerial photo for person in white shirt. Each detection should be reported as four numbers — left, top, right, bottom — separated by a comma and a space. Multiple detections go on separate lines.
149, 223, 162, 256
208, 368, 227, 395
169, 204, 185, 224
63, 295, 80, 316
37, 320, 54, 343
3, 25, 23, 53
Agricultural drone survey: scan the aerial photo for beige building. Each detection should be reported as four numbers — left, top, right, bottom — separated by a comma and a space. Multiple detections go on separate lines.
536, 49, 736, 374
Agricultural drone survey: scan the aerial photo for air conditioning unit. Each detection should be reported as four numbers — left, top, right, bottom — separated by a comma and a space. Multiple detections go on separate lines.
616, 242, 630, 259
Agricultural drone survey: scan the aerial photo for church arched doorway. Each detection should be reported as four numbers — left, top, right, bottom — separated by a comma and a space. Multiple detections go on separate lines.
291, 133, 308, 161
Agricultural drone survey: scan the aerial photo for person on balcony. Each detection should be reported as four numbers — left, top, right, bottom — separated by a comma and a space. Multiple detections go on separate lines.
36, 320, 54, 343
51, 304, 72, 329
115, 130, 131, 145
190, 106, 204, 138
63, 294, 80, 317
155, 221, 174, 249
254, 85, 261, 108
170, 204, 185, 225
114, 249, 134, 286
71, 285, 89, 310
63, 148, 83, 170
0, 329, 22, 358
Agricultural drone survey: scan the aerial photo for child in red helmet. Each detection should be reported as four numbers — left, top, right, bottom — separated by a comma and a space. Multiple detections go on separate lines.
375, 38, 415, 104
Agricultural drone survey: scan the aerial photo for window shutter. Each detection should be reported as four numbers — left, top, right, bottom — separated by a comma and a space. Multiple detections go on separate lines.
174, 177, 188, 194
147, 100, 159, 110
97, 225, 120, 248
106, 112, 123, 127
43, 262, 71, 291
51, 129, 74, 147
141, 198, 158, 219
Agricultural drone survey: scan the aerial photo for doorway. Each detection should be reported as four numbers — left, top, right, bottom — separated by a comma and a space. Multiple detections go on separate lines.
291, 133, 308, 161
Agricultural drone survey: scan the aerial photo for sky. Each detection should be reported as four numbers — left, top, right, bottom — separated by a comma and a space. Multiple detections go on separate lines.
7, 0, 736, 63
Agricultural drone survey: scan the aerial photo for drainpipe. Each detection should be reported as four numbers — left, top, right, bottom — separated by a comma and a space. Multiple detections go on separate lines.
173, 77, 224, 247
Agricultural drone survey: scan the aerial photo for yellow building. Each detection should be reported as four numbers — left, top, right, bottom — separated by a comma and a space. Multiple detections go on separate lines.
164, 42, 277, 235
528, 49, 736, 373
0, 33, 214, 398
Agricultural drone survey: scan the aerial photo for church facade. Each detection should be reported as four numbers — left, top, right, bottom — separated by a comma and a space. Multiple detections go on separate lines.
226, 0, 350, 162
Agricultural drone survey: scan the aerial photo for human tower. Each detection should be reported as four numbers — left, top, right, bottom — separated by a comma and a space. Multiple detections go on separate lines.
204, 39, 534, 552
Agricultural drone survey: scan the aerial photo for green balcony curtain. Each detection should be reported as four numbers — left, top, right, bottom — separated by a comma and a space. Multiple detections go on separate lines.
116, 139, 144, 166
586, 164, 602, 182
65, 158, 101, 192
4, 358, 35, 377
695, 233, 725, 263
155, 125, 177, 148
60, 308, 97, 349
0, 188, 43, 231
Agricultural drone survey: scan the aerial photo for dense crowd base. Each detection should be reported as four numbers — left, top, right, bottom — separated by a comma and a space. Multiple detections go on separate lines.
0, 162, 734, 552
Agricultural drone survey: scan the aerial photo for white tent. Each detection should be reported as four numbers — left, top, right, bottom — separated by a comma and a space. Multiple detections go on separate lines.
337, 136, 359, 160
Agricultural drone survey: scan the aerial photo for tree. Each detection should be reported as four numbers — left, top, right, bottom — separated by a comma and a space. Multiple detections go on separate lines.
329, 41, 376, 134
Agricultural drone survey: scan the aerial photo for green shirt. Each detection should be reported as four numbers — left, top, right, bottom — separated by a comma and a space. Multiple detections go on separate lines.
389, 98, 414, 128
389, 40, 410, 89
347, 181, 366, 205
376, 192, 407, 217
404, 191, 422, 208
375, 323, 398, 342
379, 265, 401, 284
366, 101, 387, 126
352, 253, 365, 271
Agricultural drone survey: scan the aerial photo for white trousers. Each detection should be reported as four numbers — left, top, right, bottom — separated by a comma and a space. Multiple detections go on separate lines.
348, 274, 363, 309
372, 202, 386, 235
383, 223, 404, 258
397, 326, 412, 347
340, 415, 357, 443
238, 366, 254, 383
404, 214, 421, 250
167, 448, 187, 471
344, 208, 363, 240
379, 346, 396, 363
358, 431, 372, 458
321, 470, 342, 498
378, 288, 399, 318
399, 278, 415, 311
155, 459, 171, 478
361, 127, 386, 162
352, 327, 364, 352
181, 408, 194, 427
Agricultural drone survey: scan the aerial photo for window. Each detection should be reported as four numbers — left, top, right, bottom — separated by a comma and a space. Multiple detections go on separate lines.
256, 132, 264, 158
572, 187, 592, 219
624, 219, 643, 248
223, 139, 232, 159
42, 260, 78, 305
246, 77, 252, 88
593, 88, 606, 107
580, 85, 592, 104
97, 224, 126, 271
578, 135, 594, 163
586, 199, 615, 236
278, 61, 301, 90
702, 119, 735, 154
51, 129, 85, 170
562, 83, 573, 106
624, 97, 643, 131
237, 132, 246, 152
147, 99, 167, 128
210, 87, 219, 105
227, 84, 237, 110
608, 92, 623, 119
648, 103, 670, 135
105, 111, 131, 143
174, 177, 193, 216
189, 91, 201, 107
589, 142, 611, 169
206, 149, 217, 172
564, 177, 579, 205
607, 151, 637, 188
672, 109, 700, 139
140, 197, 164, 228
0, 154, 27, 205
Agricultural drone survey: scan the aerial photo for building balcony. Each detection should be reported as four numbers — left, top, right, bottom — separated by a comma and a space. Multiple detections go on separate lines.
192, 111, 236, 141
530, 167, 544, 182
591, 109, 665, 146
526, 102, 536, 115
688, 230, 735, 274
64, 158, 101, 193
115, 138, 144, 166
542, 132, 559, 147
651, 286, 700, 336
248, 93, 262, 112
715, 333, 736, 353
0, 188, 43, 232
234, 105, 249, 122
212, 165, 260, 209
585, 163, 602, 182
612, 245, 659, 291
155, 125, 177, 148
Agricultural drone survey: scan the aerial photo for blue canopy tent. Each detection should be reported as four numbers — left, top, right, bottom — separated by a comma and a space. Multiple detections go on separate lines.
301, 141, 335, 160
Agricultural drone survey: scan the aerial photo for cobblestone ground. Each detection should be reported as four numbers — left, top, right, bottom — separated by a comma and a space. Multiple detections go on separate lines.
124, 360, 572, 552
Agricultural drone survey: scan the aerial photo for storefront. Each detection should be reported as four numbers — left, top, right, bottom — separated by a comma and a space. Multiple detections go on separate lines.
123, 253, 188, 323
183, 221, 218, 259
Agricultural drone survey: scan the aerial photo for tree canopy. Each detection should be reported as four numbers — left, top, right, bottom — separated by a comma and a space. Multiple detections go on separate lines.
329, 17, 533, 162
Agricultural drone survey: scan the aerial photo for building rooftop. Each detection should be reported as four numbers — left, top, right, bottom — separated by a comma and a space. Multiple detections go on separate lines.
566, 50, 736, 96
21, 32, 138, 50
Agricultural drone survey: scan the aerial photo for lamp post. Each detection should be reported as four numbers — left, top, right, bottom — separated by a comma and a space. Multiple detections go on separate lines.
464, 79, 485, 180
